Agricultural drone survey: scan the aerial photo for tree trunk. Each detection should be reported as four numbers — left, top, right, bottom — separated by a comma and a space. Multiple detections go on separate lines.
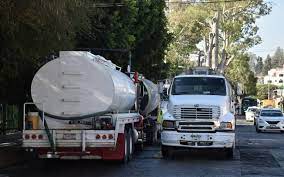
206, 33, 214, 68
212, 11, 220, 70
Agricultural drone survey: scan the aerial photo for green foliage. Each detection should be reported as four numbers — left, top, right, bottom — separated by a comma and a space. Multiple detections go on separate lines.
262, 55, 272, 75
256, 84, 278, 100
0, 0, 171, 102
260, 47, 284, 77
0, 0, 90, 102
225, 54, 257, 96
76, 0, 171, 81
165, 5, 211, 76
166, 0, 271, 76
271, 47, 284, 68
132, 1, 171, 81
255, 56, 263, 75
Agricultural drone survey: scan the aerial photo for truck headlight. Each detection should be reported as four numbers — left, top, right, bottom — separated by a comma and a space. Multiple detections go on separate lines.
162, 120, 176, 130
219, 122, 233, 129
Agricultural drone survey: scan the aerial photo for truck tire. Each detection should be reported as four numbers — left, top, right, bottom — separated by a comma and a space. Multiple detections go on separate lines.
161, 145, 172, 159
225, 148, 234, 159
122, 129, 129, 164
128, 128, 134, 161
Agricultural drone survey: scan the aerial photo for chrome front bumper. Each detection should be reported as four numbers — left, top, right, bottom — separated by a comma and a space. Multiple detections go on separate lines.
161, 131, 235, 148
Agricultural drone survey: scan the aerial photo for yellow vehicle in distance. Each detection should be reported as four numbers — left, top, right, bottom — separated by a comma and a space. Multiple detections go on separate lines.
261, 99, 276, 108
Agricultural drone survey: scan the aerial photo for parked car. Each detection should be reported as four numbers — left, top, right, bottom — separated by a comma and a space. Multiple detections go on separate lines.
255, 108, 284, 133
245, 106, 259, 122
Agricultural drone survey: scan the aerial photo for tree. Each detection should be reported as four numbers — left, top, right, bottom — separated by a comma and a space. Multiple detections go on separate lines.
262, 55, 272, 75
166, 5, 208, 76
256, 84, 278, 100
76, 0, 171, 81
248, 53, 257, 73
133, 1, 172, 81
216, 0, 271, 72
271, 47, 284, 68
225, 54, 257, 96
0, 0, 91, 103
255, 56, 263, 75
1, 0, 171, 102
166, 0, 271, 78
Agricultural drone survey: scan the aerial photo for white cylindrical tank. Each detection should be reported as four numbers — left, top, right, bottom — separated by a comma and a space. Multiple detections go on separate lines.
31, 51, 136, 120
141, 79, 160, 116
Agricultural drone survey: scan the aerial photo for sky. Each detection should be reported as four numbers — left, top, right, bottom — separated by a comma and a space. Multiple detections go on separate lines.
249, 0, 284, 58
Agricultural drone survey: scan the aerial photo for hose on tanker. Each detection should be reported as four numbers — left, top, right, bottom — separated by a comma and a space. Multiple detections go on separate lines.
41, 110, 110, 120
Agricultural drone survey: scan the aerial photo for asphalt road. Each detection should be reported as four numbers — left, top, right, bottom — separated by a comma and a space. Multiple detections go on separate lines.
1, 118, 284, 177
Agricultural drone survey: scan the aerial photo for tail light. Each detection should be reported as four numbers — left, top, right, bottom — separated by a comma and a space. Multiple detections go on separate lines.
102, 135, 107, 139
38, 134, 43, 139
31, 134, 37, 140
108, 134, 113, 139
24, 134, 30, 140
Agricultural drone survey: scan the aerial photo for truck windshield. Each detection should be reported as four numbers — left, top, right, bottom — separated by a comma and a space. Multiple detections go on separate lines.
171, 77, 227, 96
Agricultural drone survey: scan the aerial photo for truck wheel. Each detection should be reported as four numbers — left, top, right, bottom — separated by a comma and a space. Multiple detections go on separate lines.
122, 129, 129, 164
128, 128, 134, 161
146, 131, 154, 145
135, 141, 144, 151
225, 148, 234, 159
161, 145, 172, 159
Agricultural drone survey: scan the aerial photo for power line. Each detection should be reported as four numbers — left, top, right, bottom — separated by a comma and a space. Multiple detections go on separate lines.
167, 0, 250, 4
93, 3, 125, 8
92, 0, 250, 8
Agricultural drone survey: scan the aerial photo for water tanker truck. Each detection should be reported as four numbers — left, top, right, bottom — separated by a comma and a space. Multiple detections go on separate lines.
22, 51, 159, 162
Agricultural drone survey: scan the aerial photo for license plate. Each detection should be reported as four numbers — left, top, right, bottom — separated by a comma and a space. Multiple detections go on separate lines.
63, 133, 76, 140
190, 134, 201, 141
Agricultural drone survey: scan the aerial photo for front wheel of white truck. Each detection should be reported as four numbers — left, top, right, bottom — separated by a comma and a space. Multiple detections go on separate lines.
225, 148, 234, 159
161, 145, 172, 159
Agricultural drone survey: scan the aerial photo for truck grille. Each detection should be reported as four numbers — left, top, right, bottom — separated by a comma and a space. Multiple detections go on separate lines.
173, 105, 220, 119
178, 121, 215, 132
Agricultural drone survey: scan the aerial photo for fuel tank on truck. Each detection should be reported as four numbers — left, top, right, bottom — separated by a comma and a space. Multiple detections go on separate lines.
140, 79, 160, 116
31, 51, 136, 120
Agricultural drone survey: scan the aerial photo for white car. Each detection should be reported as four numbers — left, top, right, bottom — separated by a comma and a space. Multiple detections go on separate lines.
255, 108, 284, 133
245, 106, 259, 122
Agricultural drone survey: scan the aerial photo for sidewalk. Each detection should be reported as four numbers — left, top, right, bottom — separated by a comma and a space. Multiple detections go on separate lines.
0, 133, 27, 169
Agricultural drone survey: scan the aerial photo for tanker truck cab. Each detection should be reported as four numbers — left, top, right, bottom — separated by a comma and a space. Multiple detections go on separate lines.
161, 68, 235, 158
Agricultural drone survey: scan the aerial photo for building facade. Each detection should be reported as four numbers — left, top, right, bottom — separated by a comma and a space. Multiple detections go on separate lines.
263, 65, 284, 86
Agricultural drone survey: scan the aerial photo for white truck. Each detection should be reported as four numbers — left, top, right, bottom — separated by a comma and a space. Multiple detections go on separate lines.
22, 51, 159, 162
161, 68, 235, 157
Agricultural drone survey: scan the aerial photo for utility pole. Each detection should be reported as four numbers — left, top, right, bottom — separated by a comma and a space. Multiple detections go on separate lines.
198, 51, 202, 67
268, 78, 270, 100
